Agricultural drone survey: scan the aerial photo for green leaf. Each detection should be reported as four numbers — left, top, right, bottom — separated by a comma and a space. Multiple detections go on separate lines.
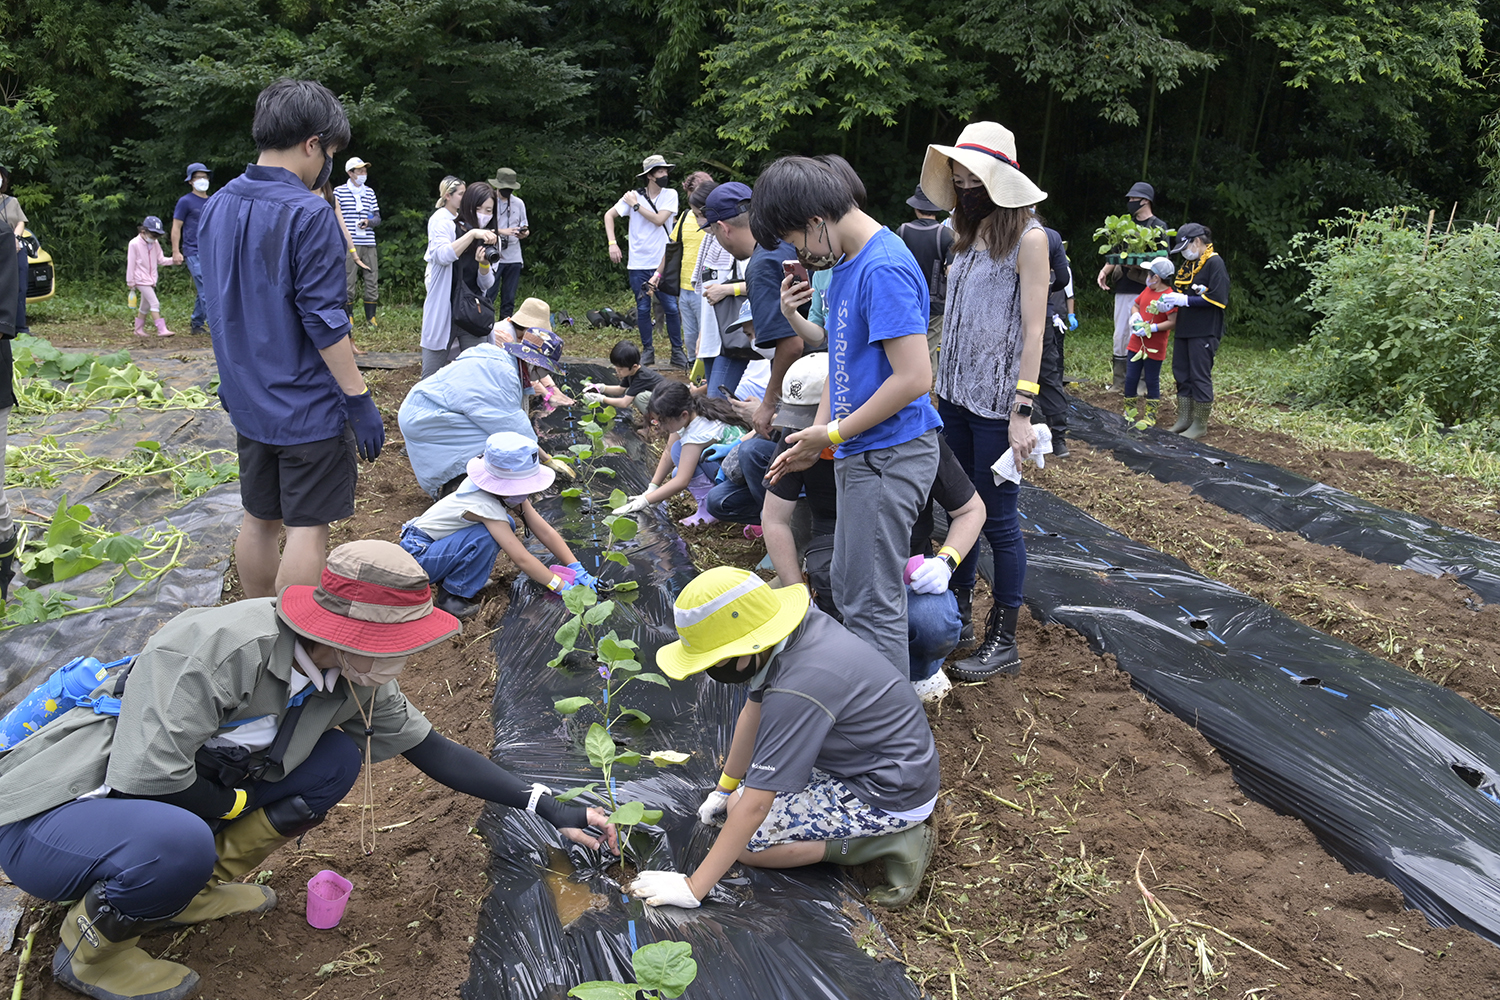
45, 500, 91, 548
612, 659, 641, 673
567, 444, 592, 456
608, 489, 629, 509
594, 466, 615, 478
554, 617, 580, 651
560, 487, 583, 498
640, 808, 663, 826
609, 518, 638, 542
616, 708, 651, 726
607, 800, 646, 826
584, 723, 616, 769
583, 600, 614, 626
633, 672, 671, 688
134, 439, 162, 453
600, 406, 618, 424
631, 941, 696, 997
605, 551, 630, 567
612, 581, 640, 592
89, 533, 144, 565
567, 983, 638, 1000
554, 783, 597, 803
554, 696, 592, 715
613, 750, 642, 766
597, 634, 636, 661
604, 446, 627, 455
648, 750, 690, 766
3, 588, 76, 625
562, 586, 598, 615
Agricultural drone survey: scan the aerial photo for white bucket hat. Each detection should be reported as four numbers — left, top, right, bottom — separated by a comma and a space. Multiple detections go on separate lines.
920, 122, 1047, 211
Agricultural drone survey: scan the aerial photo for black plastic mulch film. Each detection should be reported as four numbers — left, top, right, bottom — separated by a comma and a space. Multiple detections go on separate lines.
1066, 399, 1500, 604
462, 365, 921, 1000
1, 357, 241, 710
1016, 483, 1500, 946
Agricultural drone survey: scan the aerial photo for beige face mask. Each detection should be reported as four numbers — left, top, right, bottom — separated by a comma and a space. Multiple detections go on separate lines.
338, 650, 408, 688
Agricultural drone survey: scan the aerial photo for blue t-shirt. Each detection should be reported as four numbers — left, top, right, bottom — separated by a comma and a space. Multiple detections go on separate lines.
826, 227, 942, 457
199, 164, 353, 446
748, 242, 798, 348
172, 193, 207, 256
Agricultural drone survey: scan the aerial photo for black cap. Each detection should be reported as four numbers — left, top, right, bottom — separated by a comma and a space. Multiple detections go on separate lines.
1126, 181, 1156, 202
1170, 222, 1211, 254
906, 185, 942, 213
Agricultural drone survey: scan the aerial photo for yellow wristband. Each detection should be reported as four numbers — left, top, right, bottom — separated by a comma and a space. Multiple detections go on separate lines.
1016, 380, 1041, 395
717, 772, 741, 792
220, 788, 248, 820
938, 545, 963, 564
607, 240, 618, 246
826, 419, 844, 446
547, 574, 563, 592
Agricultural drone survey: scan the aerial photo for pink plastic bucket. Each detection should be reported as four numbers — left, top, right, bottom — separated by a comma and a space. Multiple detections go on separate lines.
306, 869, 353, 929
549, 565, 577, 585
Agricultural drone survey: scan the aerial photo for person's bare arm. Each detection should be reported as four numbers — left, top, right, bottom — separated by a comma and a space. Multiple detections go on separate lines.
779, 273, 826, 347
636, 202, 672, 226
1010, 228, 1049, 460
685, 699, 766, 899
643, 442, 704, 503
521, 501, 578, 567
170, 219, 185, 264
941, 492, 985, 563
318, 338, 368, 395
752, 336, 804, 436
762, 493, 803, 586
480, 514, 557, 588
604, 209, 622, 264
1095, 262, 1117, 292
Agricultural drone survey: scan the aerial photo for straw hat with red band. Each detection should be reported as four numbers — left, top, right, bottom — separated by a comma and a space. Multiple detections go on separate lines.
920, 121, 1047, 211
277, 540, 460, 657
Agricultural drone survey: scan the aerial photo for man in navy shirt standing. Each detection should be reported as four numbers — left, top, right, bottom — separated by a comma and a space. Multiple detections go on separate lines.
171, 162, 213, 335
199, 78, 386, 599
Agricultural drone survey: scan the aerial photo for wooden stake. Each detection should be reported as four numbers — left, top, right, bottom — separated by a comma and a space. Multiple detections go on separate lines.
1423, 209, 1436, 260
1446, 201, 1458, 234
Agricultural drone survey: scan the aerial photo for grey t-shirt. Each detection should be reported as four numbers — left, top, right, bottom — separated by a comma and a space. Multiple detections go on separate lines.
746, 609, 939, 811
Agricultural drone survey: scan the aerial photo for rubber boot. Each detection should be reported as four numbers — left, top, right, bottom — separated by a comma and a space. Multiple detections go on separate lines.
1181, 400, 1213, 440
165, 809, 287, 927
53, 883, 199, 1000
824, 824, 935, 908
1168, 395, 1194, 433
364, 302, 378, 327
679, 472, 717, 527
1123, 398, 1138, 425
954, 586, 974, 645
133, 315, 147, 338
1108, 356, 1127, 393
1135, 398, 1159, 431
0, 530, 16, 602
153, 317, 176, 338
947, 604, 1020, 681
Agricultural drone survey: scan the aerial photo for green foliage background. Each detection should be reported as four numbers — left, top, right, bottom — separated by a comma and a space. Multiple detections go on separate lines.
3, 0, 1498, 343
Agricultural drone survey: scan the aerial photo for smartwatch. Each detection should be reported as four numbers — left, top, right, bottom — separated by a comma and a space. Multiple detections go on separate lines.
1015, 402, 1034, 417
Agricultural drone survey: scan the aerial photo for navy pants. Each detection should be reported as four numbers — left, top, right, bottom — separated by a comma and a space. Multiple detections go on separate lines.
0, 730, 362, 919
495, 262, 523, 324
1172, 335, 1219, 403
706, 436, 778, 525
937, 398, 1026, 609
1124, 358, 1163, 399
627, 269, 680, 352
1038, 323, 1069, 436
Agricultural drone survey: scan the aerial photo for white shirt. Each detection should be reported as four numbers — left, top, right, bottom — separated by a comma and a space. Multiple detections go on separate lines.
407, 484, 516, 540
612, 187, 679, 270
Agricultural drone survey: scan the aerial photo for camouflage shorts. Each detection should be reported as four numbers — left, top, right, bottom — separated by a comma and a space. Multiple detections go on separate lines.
747, 768, 923, 852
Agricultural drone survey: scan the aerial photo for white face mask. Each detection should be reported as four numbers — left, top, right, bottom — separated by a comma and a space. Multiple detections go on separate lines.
1182, 246, 1201, 261
192, 178, 210, 193
352, 174, 366, 187
477, 212, 493, 228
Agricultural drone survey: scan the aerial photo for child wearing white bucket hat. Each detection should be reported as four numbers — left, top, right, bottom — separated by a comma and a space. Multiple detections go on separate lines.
399, 431, 597, 618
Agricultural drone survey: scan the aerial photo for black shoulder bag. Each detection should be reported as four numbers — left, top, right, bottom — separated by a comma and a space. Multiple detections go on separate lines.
657, 210, 685, 297
449, 223, 496, 337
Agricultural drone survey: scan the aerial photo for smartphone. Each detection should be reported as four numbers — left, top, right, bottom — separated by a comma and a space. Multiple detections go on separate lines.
782, 259, 809, 285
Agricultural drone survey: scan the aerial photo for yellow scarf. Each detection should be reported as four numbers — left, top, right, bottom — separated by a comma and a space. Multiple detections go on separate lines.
1174, 244, 1217, 292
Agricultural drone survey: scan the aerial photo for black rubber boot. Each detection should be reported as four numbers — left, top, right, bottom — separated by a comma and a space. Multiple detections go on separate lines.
435, 586, 481, 619
0, 530, 16, 602
1108, 356, 1127, 392
947, 605, 1020, 681
669, 350, 690, 369
954, 587, 974, 645
364, 302, 378, 326
1051, 433, 1070, 458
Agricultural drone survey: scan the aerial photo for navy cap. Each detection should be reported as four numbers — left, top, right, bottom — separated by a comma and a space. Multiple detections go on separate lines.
906, 185, 942, 213
141, 215, 166, 235
1170, 222, 1211, 254
184, 162, 212, 183
1126, 181, 1155, 201
704, 181, 753, 226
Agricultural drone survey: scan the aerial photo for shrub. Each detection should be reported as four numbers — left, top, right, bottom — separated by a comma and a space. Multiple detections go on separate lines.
1277, 207, 1500, 426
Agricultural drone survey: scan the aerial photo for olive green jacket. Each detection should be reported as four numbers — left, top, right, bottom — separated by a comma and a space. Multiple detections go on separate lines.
0, 599, 432, 826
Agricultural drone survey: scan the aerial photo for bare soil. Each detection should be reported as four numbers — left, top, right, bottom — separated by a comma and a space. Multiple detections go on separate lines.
5, 356, 1500, 999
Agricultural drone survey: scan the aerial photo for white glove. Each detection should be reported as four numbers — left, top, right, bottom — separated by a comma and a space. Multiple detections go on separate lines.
613, 494, 652, 515
908, 556, 953, 595
1158, 292, 1189, 308
992, 424, 1054, 485
628, 871, 701, 909
582, 391, 608, 404
697, 789, 730, 827
583, 382, 604, 393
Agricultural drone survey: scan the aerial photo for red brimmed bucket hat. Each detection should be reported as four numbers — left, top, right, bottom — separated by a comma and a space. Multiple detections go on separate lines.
277, 540, 461, 656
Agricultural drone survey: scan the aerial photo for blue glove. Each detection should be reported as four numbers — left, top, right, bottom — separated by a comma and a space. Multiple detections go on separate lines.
568, 562, 600, 591
1158, 292, 1189, 308
345, 390, 385, 462
702, 442, 734, 464
1068, 313, 1078, 331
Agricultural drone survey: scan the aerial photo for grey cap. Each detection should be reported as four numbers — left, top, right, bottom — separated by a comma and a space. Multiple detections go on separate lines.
1126, 181, 1156, 201
1147, 257, 1176, 280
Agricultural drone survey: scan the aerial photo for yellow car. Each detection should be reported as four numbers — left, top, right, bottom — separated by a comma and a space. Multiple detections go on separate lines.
22, 229, 53, 303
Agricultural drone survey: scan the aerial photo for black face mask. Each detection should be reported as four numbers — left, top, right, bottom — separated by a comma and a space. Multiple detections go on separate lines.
705, 657, 756, 685
1127, 198, 1145, 214
653, 172, 671, 186
956, 185, 996, 221
312, 149, 333, 191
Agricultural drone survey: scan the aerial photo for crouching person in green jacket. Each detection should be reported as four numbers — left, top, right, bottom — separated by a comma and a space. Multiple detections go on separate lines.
0, 540, 615, 1000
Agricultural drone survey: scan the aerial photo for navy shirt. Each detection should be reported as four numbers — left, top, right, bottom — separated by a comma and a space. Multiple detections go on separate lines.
199, 164, 353, 446
172, 193, 207, 256
748, 242, 798, 349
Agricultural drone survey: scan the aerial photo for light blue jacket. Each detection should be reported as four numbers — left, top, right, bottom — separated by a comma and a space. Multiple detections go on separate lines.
397, 344, 535, 497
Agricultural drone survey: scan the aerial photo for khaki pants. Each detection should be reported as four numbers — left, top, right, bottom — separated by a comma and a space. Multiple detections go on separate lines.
925, 313, 943, 376
345, 245, 379, 304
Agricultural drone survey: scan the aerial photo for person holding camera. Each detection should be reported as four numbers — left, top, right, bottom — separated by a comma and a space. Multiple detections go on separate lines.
334, 157, 381, 328
420, 177, 500, 378
449, 181, 502, 352
487, 168, 529, 323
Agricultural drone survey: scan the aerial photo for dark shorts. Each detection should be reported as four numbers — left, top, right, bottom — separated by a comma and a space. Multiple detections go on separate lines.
237, 425, 357, 526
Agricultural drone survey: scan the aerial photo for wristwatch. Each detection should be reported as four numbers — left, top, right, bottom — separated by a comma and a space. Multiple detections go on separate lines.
937, 551, 959, 573
1015, 402, 1034, 417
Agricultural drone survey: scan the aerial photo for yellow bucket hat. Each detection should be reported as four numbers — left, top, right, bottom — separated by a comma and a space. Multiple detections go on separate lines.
656, 567, 809, 681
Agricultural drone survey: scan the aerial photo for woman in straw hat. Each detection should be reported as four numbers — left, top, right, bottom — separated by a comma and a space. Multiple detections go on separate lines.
919, 121, 1049, 683
0, 540, 615, 1000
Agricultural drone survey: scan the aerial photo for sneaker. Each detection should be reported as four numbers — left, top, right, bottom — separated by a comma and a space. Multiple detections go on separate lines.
911, 671, 952, 703
434, 588, 481, 619
1051, 438, 1070, 459
190, 324, 208, 336
640, 348, 657, 366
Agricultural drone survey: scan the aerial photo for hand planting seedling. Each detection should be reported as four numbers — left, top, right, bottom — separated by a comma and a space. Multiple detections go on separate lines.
568, 940, 697, 1000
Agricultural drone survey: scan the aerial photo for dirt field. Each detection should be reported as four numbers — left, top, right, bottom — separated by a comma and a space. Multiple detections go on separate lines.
5, 358, 1500, 1000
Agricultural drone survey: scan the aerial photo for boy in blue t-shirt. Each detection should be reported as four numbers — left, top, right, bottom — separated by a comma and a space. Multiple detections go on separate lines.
761, 156, 942, 673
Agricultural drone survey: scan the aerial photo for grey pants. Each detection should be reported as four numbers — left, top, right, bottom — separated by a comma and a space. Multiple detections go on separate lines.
420, 332, 488, 379
831, 428, 940, 672
345, 245, 379, 304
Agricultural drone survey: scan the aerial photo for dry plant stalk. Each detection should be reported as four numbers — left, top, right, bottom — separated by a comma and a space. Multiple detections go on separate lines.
316, 943, 383, 978
1120, 850, 1287, 999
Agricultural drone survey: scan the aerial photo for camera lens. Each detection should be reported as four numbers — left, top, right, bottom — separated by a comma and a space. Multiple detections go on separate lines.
483, 244, 501, 264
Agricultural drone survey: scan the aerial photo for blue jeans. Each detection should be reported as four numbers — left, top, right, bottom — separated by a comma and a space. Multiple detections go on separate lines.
679, 288, 701, 360
184, 253, 207, 330
706, 356, 748, 399
1124, 358, 1163, 399
0, 729, 361, 919
401, 522, 501, 599
908, 589, 962, 681
627, 269, 680, 352
938, 398, 1025, 608
495, 262, 523, 322
706, 436, 778, 525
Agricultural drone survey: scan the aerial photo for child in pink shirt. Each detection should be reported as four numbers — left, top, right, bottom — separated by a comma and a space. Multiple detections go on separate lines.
127, 216, 177, 337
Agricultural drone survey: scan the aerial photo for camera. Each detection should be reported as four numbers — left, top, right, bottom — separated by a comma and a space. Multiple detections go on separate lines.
482, 243, 502, 265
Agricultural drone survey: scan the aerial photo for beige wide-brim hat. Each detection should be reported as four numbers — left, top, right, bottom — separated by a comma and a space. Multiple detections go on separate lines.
920, 121, 1047, 211
638, 154, 675, 176
510, 297, 553, 332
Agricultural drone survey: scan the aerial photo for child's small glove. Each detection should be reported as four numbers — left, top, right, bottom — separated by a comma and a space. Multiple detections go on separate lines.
1068, 313, 1078, 331
613, 494, 652, 515
581, 391, 608, 405
907, 556, 953, 595
701, 442, 734, 464
1158, 292, 1189, 308
567, 562, 600, 591
629, 871, 701, 909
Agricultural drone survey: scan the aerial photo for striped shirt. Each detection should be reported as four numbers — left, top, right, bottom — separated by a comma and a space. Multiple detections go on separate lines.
334, 181, 380, 246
